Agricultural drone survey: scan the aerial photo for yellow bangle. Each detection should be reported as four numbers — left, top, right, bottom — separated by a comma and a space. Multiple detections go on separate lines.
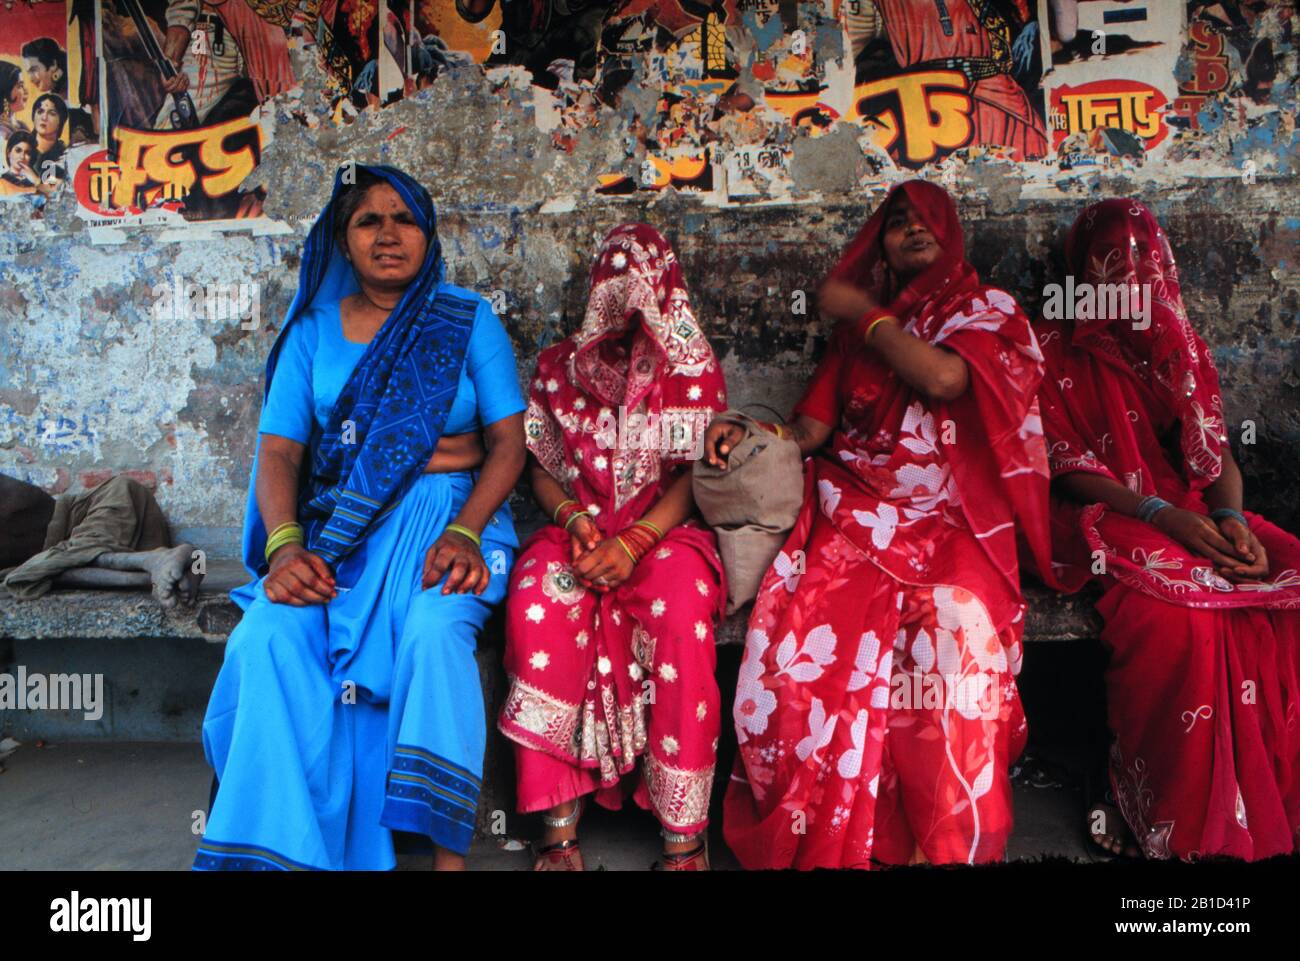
266, 527, 303, 551
445, 522, 482, 547
264, 523, 304, 562
552, 499, 578, 524
865, 314, 898, 341
614, 535, 638, 565
772, 423, 787, 440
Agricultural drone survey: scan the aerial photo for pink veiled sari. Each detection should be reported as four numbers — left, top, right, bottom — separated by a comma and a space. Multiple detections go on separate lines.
1037, 199, 1300, 860
499, 223, 729, 833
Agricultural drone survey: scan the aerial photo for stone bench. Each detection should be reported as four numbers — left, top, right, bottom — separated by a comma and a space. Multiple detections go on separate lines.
1, 551, 1100, 837
0, 562, 1102, 646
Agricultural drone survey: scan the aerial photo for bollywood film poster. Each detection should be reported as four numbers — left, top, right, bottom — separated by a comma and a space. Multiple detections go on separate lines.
1, 1, 100, 202
467, 2, 1057, 196
72, 0, 301, 229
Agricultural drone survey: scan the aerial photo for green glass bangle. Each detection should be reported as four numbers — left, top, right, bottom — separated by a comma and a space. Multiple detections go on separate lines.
563, 510, 591, 531
445, 522, 482, 547
634, 519, 663, 538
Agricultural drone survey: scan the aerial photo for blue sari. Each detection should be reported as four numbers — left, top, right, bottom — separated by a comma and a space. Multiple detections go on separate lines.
194, 165, 519, 870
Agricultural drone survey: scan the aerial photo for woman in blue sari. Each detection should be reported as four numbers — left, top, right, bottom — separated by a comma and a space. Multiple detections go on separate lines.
195, 165, 527, 871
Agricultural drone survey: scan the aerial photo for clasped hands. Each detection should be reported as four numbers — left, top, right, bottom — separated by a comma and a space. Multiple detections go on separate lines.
566, 515, 634, 593
1152, 509, 1269, 584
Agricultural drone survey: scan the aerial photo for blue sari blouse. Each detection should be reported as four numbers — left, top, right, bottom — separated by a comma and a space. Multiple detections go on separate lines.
258, 292, 525, 444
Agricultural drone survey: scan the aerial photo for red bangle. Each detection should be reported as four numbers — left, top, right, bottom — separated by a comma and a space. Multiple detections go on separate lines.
616, 523, 659, 564
556, 501, 588, 531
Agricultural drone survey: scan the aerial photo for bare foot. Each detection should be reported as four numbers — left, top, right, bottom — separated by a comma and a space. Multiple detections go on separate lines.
151, 544, 204, 608
1087, 801, 1141, 858
433, 848, 466, 871
94, 544, 204, 608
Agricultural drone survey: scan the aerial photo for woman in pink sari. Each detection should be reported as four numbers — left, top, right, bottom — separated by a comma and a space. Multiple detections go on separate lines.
717, 180, 1054, 869
1036, 199, 1300, 860
499, 223, 728, 870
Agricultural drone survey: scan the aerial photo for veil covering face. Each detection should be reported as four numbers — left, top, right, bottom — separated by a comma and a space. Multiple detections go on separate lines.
526, 222, 727, 518
1063, 198, 1227, 485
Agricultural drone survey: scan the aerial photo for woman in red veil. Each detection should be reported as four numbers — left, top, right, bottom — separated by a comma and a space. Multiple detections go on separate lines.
1036, 199, 1300, 860
714, 181, 1053, 868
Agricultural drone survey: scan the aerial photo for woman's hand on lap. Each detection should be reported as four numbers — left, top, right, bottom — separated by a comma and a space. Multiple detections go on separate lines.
569, 515, 601, 564
1152, 508, 1252, 573
423, 529, 489, 595
572, 538, 634, 592
265, 544, 337, 605
1214, 517, 1269, 582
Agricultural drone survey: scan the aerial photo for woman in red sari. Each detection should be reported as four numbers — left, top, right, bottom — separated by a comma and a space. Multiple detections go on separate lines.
499, 223, 728, 870
1036, 199, 1300, 861
717, 180, 1053, 869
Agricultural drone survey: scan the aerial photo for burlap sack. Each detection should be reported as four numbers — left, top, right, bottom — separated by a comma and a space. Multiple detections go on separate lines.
692, 411, 804, 614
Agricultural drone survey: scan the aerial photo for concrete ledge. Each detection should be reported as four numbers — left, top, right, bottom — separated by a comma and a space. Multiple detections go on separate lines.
2, 560, 1101, 645
1, 560, 249, 643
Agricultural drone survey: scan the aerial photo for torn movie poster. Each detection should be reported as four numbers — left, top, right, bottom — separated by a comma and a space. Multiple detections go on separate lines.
1039, 0, 1185, 164
844, 0, 1050, 166
73, 0, 298, 227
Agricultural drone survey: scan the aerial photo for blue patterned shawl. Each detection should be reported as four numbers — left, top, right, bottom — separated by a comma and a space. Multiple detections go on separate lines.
240, 164, 476, 578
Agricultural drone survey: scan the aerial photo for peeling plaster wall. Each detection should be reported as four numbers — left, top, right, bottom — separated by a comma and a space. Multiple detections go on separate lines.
2, 15, 1298, 554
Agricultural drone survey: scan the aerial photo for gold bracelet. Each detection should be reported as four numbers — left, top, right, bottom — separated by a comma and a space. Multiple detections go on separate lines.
772, 423, 787, 440
563, 510, 591, 531
267, 521, 301, 539
553, 499, 578, 524
264, 535, 302, 563
865, 314, 898, 341
444, 523, 482, 547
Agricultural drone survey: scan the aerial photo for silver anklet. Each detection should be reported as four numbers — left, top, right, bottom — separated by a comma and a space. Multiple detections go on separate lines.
542, 800, 582, 829
660, 827, 701, 844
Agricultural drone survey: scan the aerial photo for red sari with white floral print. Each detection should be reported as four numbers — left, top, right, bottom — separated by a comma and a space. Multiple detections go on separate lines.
723, 182, 1054, 869
499, 223, 728, 833
1037, 199, 1300, 860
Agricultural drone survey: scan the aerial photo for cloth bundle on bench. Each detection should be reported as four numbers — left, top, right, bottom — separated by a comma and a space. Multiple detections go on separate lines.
692, 410, 804, 614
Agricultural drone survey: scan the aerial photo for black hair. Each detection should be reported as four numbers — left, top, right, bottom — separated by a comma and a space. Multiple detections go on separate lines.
31, 93, 68, 139
332, 168, 389, 254
0, 62, 22, 108
6, 129, 37, 166
21, 37, 68, 97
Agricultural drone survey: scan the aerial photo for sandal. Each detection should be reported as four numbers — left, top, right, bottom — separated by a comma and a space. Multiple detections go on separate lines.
533, 837, 584, 871
652, 835, 709, 871
533, 798, 584, 871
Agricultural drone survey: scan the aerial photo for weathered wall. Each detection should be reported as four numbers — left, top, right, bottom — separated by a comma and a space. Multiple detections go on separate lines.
1, 2, 1297, 551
